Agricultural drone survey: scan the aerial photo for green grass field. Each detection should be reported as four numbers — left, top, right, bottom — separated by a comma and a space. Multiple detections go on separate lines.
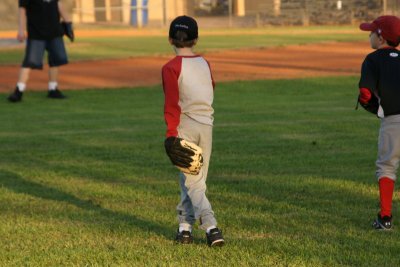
0, 26, 366, 64
1, 77, 399, 266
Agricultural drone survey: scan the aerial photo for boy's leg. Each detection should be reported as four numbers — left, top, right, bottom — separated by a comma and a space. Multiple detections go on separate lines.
175, 181, 195, 244
179, 118, 224, 246
374, 115, 400, 229
8, 68, 31, 102
47, 67, 65, 99
47, 37, 68, 67
176, 178, 196, 227
8, 39, 45, 102
46, 38, 67, 99
15, 67, 31, 91
22, 39, 46, 69
379, 177, 395, 217
49, 67, 59, 83
176, 116, 197, 227
177, 115, 217, 231
18, 68, 31, 85
48, 67, 61, 92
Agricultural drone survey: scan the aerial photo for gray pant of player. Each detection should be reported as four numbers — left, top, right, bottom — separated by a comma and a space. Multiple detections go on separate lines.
376, 114, 400, 181
176, 115, 217, 230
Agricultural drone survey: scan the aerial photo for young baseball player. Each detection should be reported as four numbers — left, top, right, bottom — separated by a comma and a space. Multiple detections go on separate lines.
162, 15, 224, 246
7, 0, 74, 103
358, 15, 400, 230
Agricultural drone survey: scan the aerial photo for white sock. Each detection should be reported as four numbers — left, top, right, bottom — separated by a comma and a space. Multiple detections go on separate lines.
206, 226, 217, 234
48, 82, 58, 91
179, 223, 192, 233
16, 82, 26, 92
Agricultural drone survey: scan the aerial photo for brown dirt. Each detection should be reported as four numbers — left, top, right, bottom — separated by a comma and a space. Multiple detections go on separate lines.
0, 41, 371, 92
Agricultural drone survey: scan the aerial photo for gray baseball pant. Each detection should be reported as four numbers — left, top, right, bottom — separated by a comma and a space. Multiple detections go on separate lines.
376, 114, 400, 181
176, 114, 217, 230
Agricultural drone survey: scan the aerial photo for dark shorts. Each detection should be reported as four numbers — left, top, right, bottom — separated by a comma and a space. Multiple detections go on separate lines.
22, 37, 68, 69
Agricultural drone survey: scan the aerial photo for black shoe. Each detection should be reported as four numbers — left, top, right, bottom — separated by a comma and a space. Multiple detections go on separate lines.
175, 230, 193, 244
206, 228, 225, 247
47, 89, 66, 99
373, 214, 392, 230
7, 87, 23, 102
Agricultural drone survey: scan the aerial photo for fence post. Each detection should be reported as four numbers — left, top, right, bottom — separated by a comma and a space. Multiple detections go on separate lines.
274, 0, 281, 17
130, 0, 137, 26
256, 12, 261, 28
142, 0, 148, 26
383, 0, 387, 14
228, 0, 233, 28
302, 9, 309, 26
162, 0, 167, 27
105, 0, 112, 22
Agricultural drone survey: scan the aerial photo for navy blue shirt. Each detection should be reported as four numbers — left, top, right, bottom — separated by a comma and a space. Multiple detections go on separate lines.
359, 48, 400, 117
19, 0, 64, 40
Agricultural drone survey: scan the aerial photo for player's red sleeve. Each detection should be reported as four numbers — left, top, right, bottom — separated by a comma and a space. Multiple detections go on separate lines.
359, 87, 372, 104
162, 59, 182, 137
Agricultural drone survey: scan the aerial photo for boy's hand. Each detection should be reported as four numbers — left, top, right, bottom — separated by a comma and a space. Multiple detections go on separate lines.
17, 31, 26, 42
62, 22, 74, 42
164, 137, 203, 175
358, 88, 379, 114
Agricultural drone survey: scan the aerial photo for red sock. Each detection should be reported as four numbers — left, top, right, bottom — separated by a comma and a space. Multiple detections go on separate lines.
379, 177, 395, 217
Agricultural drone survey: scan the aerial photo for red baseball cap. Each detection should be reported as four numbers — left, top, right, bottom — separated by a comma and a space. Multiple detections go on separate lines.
360, 15, 400, 43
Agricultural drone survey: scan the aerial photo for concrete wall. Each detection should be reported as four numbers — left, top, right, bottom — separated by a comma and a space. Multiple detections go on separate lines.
72, 0, 191, 27
148, 0, 192, 27
1, 0, 399, 30
0, 0, 75, 30
0, 1, 19, 29
239, 0, 388, 25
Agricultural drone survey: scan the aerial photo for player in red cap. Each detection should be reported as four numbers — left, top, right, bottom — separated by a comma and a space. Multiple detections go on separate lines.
357, 15, 400, 230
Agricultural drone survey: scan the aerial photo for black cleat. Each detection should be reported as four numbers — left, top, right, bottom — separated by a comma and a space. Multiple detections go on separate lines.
175, 230, 193, 244
373, 214, 392, 230
7, 87, 23, 102
47, 88, 66, 99
206, 228, 225, 247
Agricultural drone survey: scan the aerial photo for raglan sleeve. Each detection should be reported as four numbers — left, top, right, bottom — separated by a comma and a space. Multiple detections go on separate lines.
359, 55, 378, 92
357, 55, 380, 114
162, 62, 181, 137
19, 0, 28, 8
206, 59, 215, 90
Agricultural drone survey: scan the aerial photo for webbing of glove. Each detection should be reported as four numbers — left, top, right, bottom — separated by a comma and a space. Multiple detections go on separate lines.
62, 22, 74, 42
165, 137, 203, 175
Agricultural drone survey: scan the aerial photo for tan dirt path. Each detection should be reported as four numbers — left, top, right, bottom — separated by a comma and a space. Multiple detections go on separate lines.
0, 41, 370, 92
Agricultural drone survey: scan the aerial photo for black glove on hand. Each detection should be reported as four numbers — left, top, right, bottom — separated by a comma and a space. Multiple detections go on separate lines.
62, 22, 74, 42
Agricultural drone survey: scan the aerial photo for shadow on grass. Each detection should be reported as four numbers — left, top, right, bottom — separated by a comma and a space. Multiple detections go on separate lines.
208, 175, 376, 231
205, 174, 400, 265
0, 169, 173, 239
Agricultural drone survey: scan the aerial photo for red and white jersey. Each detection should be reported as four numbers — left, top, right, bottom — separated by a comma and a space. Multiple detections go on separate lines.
162, 55, 215, 137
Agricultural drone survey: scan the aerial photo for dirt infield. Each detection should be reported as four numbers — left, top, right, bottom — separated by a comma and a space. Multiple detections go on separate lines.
0, 41, 370, 92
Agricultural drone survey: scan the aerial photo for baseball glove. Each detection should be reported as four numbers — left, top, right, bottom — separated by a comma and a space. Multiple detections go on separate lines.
356, 90, 379, 114
164, 137, 203, 175
62, 22, 74, 42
